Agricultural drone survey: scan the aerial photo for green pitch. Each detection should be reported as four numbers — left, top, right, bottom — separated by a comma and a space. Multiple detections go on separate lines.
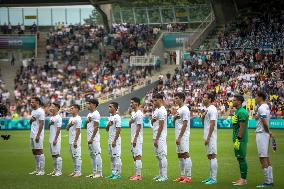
0, 129, 283, 189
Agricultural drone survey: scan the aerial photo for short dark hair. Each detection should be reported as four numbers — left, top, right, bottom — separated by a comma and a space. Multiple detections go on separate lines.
153, 93, 164, 100
234, 94, 245, 103
206, 93, 215, 102
32, 97, 41, 105
174, 92, 185, 101
71, 104, 80, 111
110, 102, 119, 110
131, 97, 141, 105
256, 91, 267, 101
87, 98, 99, 107
52, 102, 60, 110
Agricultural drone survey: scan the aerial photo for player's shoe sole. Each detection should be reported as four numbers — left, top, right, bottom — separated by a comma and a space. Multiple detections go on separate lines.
153, 176, 161, 180
202, 178, 212, 183
29, 171, 37, 175
256, 183, 274, 188
205, 179, 217, 185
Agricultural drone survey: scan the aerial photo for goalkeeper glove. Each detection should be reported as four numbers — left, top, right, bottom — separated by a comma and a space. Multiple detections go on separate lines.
234, 139, 240, 150
232, 115, 238, 124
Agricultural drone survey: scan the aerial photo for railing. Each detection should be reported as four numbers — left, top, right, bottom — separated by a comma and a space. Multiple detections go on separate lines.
130, 55, 159, 67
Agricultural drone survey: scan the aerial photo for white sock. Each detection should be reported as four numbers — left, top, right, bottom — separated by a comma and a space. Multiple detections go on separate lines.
179, 158, 185, 176
35, 155, 41, 172
92, 156, 96, 174
52, 157, 57, 172
209, 160, 212, 178
135, 160, 142, 176
268, 166, 273, 184
210, 158, 218, 181
75, 157, 82, 173
263, 167, 269, 184
114, 157, 122, 175
72, 157, 76, 172
184, 157, 192, 178
158, 158, 162, 176
111, 157, 115, 174
95, 154, 102, 176
56, 157, 62, 174
39, 154, 45, 172
160, 156, 168, 178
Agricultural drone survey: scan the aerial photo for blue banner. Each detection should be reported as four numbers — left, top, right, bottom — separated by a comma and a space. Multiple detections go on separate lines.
0, 118, 284, 130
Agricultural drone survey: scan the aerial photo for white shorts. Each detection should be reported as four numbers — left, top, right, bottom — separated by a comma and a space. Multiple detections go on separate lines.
256, 132, 270, 157
30, 138, 44, 150
154, 139, 167, 157
49, 141, 61, 155
131, 142, 143, 157
176, 139, 189, 153
69, 144, 81, 158
108, 141, 121, 158
205, 139, 217, 155
88, 141, 101, 157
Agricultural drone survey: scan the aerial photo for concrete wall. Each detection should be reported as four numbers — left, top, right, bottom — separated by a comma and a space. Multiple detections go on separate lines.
79, 81, 158, 117
210, 0, 238, 24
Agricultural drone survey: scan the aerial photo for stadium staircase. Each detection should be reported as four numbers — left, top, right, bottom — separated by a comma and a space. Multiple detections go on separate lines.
198, 25, 225, 50
35, 32, 48, 65
0, 57, 21, 103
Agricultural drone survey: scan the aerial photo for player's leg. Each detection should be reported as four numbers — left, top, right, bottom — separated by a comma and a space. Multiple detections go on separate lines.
69, 144, 76, 176
29, 138, 39, 175
179, 152, 192, 183
48, 143, 56, 175
87, 143, 96, 177
73, 145, 82, 177
106, 144, 115, 178
256, 133, 273, 187
156, 140, 168, 182
204, 140, 217, 184
174, 140, 185, 182
110, 143, 122, 179
130, 143, 142, 180
204, 154, 217, 184
153, 142, 162, 180
34, 138, 45, 176
234, 142, 248, 186
94, 142, 103, 178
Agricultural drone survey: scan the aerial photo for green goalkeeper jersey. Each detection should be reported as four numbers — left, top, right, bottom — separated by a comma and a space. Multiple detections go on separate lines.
232, 107, 249, 143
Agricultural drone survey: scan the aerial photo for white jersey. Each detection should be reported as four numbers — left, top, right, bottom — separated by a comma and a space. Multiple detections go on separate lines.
68, 115, 82, 145
256, 103, 270, 133
204, 105, 218, 140
30, 107, 45, 139
152, 106, 167, 140
175, 105, 190, 140
108, 114, 121, 144
87, 110, 101, 142
49, 114, 62, 143
130, 110, 144, 143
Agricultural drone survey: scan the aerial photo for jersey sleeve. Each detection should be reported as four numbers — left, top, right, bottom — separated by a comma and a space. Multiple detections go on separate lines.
114, 115, 121, 128
136, 112, 144, 125
209, 108, 218, 121
158, 109, 167, 121
75, 117, 82, 129
238, 111, 248, 122
56, 116, 62, 128
93, 112, 100, 123
181, 108, 190, 121
258, 106, 268, 119
38, 110, 45, 121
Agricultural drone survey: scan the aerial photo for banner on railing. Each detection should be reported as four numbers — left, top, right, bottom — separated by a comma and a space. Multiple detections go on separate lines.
1, 118, 284, 130
0, 35, 36, 49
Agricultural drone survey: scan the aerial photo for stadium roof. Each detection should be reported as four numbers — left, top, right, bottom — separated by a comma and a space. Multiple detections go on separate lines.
0, 0, 121, 7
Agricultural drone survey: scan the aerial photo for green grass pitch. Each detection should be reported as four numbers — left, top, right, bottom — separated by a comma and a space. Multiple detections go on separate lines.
0, 129, 283, 189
